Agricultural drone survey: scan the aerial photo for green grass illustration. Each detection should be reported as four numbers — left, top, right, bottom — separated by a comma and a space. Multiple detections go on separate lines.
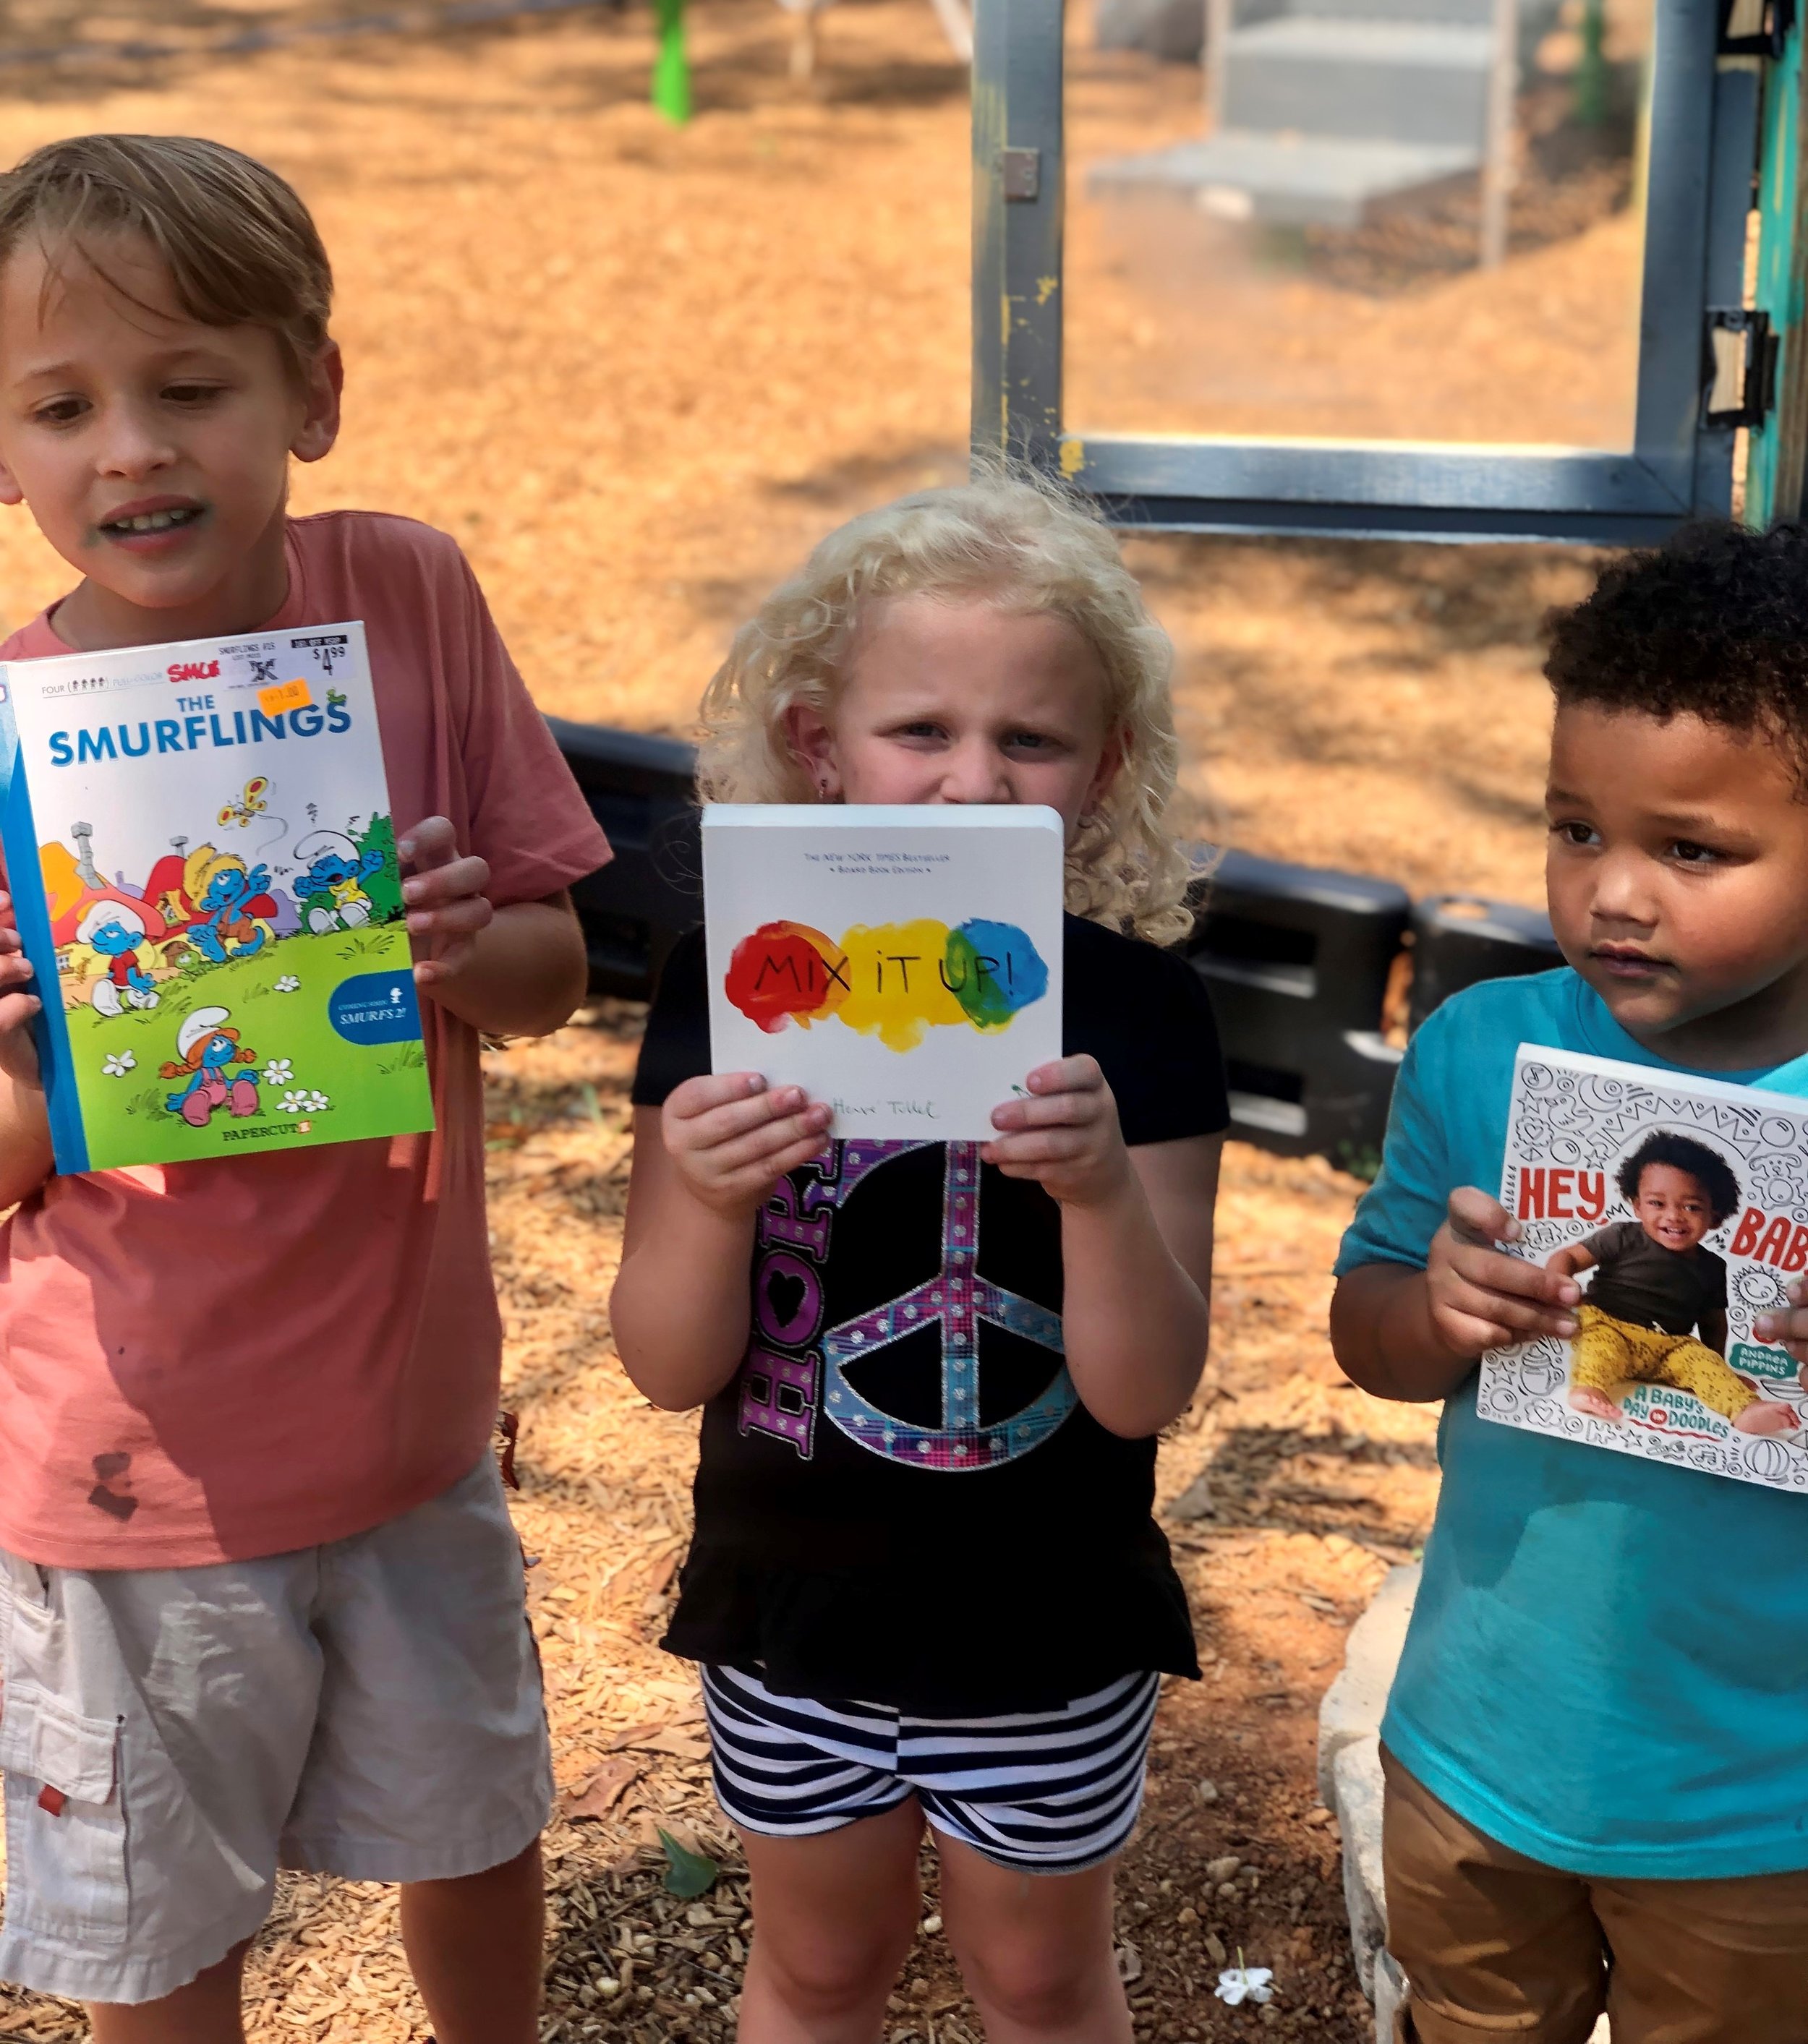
62, 924, 434, 1168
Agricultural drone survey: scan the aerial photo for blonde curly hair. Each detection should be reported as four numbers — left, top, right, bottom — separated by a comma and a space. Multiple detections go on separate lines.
696, 470, 1196, 946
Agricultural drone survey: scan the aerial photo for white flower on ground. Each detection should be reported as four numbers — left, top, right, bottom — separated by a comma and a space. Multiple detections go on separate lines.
1215, 1965, 1274, 2007
263, 1059, 294, 1086
304, 1089, 331, 1111
277, 1090, 309, 1113
101, 1051, 136, 1077
274, 975, 300, 993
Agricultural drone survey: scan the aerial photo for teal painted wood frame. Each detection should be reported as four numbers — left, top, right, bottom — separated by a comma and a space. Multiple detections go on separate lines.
1747, 24, 1807, 526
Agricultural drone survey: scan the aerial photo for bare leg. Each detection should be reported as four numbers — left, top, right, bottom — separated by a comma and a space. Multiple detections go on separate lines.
400, 1838, 545, 2044
936, 1831, 1131, 2044
737, 1797, 924, 2043
87, 1941, 250, 2044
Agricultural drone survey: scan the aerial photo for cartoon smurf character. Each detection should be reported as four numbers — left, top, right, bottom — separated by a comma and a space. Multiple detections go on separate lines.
291, 830, 385, 936
74, 898, 164, 1017
160, 1006, 260, 1127
181, 846, 278, 963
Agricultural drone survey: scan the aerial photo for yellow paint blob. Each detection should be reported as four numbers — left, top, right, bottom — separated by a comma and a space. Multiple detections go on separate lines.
835, 920, 970, 1051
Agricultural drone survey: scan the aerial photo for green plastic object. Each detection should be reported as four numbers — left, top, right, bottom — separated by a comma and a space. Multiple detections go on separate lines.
657, 1826, 719, 1898
1574, 0, 1608, 128
653, 0, 691, 124
1747, 17, 1806, 530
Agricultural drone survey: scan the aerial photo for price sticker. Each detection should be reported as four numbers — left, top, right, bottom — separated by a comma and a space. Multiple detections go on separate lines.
258, 677, 312, 716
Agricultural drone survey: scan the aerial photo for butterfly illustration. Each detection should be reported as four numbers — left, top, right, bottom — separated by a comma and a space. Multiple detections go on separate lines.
218, 777, 270, 829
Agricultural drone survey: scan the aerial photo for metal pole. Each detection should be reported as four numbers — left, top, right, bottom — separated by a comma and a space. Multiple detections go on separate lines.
971, 0, 1066, 466
1479, 0, 1517, 268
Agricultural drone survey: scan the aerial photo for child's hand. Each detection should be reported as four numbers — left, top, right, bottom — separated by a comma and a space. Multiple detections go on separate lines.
984, 1056, 1130, 1208
401, 816, 493, 988
1426, 1187, 1581, 1358
1753, 1280, 1808, 1380
0, 891, 41, 1090
662, 1072, 832, 1221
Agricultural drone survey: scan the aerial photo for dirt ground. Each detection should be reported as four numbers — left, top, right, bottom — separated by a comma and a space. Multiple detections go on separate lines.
0, 2, 1603, 2037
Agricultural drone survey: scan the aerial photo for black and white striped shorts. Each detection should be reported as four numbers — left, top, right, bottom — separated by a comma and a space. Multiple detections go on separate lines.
701, 1664, 1161, 1876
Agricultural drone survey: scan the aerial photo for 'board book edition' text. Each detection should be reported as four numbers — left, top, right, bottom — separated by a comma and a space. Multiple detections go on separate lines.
0, 621, 435, 1173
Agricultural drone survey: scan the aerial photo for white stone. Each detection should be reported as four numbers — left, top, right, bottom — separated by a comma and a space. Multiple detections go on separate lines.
1332, 1735, 1388, 1997
1316, 1562, 1419, 1806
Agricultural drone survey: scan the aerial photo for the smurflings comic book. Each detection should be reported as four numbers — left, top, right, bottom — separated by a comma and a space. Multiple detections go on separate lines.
0, 621, 433, 1172
1479, 1045, 1808, 1496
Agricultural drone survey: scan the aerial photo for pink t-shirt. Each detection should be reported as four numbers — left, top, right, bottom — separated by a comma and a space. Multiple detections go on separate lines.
0, 511, 612, 1568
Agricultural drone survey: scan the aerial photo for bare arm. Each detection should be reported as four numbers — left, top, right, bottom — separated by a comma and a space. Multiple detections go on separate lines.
986, 1058, 1215, 1440
1331, 1186, 1583, 1405
1057, 1132, 1220, 1438
611, 1076, 832, 1411
401, 817, 587, 1038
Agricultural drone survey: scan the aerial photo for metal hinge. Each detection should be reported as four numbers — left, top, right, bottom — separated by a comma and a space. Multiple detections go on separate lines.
1718, 0, 1795, 58
1702, 308, 1778, 427
1000, 147, 1041, 202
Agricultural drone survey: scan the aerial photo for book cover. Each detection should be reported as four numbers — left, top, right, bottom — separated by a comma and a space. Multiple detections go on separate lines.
1477, 1044, 1808, 1494
0, 621, 434, 1173
703, 805, 1065, 1142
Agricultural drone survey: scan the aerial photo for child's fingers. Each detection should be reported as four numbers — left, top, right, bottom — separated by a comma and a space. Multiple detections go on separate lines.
398, 815, 459, 870
669, 1081, 809, 1147
1440, 1275, 1577, 1340
1446, 1185, 1518, 1248
403, 854, 491, 910
990, 1087, 1106, 1133
407, 892, 494, 941
981, 1126, 1093, 1167
1021, 1056, 1105, 1098
1752, 1307, 1808, 1348
699, 1102, 830, 1177
1446, 1238, 1579, 1307
666, 1072, 775, 1120
413, 938, 476, 985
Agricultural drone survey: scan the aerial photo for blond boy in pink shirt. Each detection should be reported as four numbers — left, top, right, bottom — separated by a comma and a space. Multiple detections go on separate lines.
0, 134, 610, 2040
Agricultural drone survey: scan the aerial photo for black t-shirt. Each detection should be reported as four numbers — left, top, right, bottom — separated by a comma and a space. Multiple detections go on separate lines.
1579, 1220, 1727, 1338
631, 914, 1230, 1714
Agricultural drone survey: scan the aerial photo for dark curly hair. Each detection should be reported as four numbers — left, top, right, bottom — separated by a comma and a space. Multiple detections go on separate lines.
1614, 1130, 1742, 1228
1545, 521, 1808, 784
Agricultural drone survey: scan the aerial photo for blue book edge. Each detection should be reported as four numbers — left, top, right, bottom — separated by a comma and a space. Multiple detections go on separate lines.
0, 670, 88, 1174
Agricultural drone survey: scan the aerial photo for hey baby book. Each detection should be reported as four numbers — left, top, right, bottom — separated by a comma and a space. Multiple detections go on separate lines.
702, 805, 1065, 1141
0, 621, 435, 1173
1478, 1045, 1808, 1495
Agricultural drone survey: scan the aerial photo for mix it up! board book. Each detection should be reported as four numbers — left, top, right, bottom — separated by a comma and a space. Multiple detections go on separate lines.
1478, 1044, 1808, 1495
703, 805, 1065, 1142
0, 621, 434, 1173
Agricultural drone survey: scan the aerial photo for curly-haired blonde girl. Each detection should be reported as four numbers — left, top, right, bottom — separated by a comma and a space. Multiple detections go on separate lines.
696, 468, 1196, 945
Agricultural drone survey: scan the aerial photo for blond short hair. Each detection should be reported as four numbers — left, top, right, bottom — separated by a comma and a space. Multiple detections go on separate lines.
698, 471, 1195, 946
0, 134, 331, 382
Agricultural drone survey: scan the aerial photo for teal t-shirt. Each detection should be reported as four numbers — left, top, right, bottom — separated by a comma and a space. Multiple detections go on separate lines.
1336, 967, 1808, 1878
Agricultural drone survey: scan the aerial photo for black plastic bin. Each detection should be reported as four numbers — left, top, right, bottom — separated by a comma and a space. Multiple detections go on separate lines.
546, 717, 700, 1001
1185, 850, 1409, 1170
1407, 894, 1564, 1035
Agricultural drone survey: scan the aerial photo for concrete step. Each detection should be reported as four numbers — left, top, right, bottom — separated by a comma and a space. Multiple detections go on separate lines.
1223, 17, 1493, 150
1088, 131, 1479, 227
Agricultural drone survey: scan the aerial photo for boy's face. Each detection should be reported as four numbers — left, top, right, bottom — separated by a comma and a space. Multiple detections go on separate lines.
1630, 1162, 1713, 1253
1545, 704, 1808, 1069
0, 231, 338, 641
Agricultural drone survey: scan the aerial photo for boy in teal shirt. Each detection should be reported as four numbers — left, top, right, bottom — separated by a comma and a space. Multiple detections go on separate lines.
1333, 521, 1808, 2043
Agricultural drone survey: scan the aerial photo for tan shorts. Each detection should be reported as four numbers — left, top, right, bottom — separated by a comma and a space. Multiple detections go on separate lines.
1381, 1747, 1808, 2044
0, 1451, 551, 2007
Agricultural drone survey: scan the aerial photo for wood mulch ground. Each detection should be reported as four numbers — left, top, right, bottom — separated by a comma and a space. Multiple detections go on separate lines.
0, 1, 1606, 2035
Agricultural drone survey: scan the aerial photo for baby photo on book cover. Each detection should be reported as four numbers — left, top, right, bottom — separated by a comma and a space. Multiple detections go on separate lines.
1480, 1045, 1808, 1494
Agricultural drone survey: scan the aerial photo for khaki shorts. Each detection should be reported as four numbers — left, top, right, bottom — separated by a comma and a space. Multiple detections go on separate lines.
1381, 1746, 1808, 2044
0, 1451, 551, 2007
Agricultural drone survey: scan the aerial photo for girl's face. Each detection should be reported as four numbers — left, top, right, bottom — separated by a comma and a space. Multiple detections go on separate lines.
786, 594, 1119, 837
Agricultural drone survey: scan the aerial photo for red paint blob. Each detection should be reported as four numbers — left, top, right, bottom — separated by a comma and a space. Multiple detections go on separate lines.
725, 922, 845, 1033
